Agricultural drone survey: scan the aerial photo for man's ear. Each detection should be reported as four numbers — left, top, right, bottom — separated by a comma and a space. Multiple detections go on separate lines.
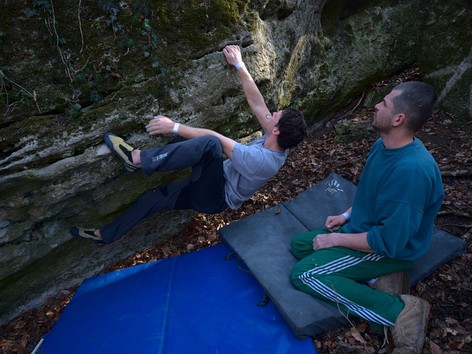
272, 126, 281, 135
392, 113, 406, 127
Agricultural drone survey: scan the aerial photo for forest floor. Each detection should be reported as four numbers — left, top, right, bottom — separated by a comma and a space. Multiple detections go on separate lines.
1, 69, 471, 353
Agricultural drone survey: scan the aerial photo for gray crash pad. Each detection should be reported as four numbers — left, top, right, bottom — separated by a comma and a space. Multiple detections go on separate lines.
219, 173, 466, 338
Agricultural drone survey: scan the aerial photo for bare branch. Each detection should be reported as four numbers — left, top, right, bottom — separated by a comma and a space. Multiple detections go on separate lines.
78, 0, 84, 53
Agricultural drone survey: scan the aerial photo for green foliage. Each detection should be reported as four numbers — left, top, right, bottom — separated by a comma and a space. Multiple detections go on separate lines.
121, 36, 136, 50
98, 0, 123, 34
52, 96, 81, 117
89, 90, 102, 103
147, 85, 158, 98
23, 8, 38, 18
53, 97, 67, 113
125, 1, 166, 80
0, 69, 36, 111
32, 0, 52, 14
67, 103, 82, 118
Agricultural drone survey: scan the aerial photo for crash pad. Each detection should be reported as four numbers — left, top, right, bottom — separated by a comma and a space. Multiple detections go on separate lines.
37, 243, 317, 354
219, 173, 467, 338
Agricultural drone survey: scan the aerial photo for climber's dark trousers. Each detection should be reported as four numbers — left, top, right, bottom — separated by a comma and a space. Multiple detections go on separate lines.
100, 136, 228, 243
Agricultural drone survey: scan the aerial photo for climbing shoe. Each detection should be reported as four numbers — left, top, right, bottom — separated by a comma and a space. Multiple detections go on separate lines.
70, 226, 103, 244
104, 132, 139, 173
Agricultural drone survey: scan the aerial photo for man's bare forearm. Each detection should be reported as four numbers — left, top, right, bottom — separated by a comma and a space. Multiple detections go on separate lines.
222, 45, 270, 129
145, 116, 237, 159
313, 231, 373, 253
236, 64, 267, 114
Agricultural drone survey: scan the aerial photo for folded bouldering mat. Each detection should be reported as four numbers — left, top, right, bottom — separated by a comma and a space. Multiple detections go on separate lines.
37, 243, 317, 354
219, 173, 467, 338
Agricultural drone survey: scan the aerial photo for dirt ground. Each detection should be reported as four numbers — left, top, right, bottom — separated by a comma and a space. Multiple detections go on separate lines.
1, 69, 471, 353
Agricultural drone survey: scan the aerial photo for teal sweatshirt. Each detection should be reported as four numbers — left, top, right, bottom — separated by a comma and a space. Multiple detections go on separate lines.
342, 138, 444, 261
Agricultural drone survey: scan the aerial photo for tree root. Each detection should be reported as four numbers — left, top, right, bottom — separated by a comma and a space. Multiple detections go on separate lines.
441, 169, 472, 177
437, 210, 472, 218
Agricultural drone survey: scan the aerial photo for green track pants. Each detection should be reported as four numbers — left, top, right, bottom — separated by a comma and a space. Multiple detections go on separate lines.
290, 229, 413, 327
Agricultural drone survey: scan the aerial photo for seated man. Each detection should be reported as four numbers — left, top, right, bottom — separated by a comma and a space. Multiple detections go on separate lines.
71, 44, 307, 244
290, 81, 443, 353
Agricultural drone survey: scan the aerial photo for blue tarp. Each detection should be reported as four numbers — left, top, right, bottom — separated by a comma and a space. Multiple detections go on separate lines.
39, 243, 317, 354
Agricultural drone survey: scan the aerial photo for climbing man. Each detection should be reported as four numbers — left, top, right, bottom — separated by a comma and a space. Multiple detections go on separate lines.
71, 44, 307, 244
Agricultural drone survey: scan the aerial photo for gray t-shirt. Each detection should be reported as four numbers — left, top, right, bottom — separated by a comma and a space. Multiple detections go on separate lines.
223, 135, 288, 209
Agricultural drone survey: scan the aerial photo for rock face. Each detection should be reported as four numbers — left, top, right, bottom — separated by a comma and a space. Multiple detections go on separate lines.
417, 0, 472, 119
0, 0, 469, 323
